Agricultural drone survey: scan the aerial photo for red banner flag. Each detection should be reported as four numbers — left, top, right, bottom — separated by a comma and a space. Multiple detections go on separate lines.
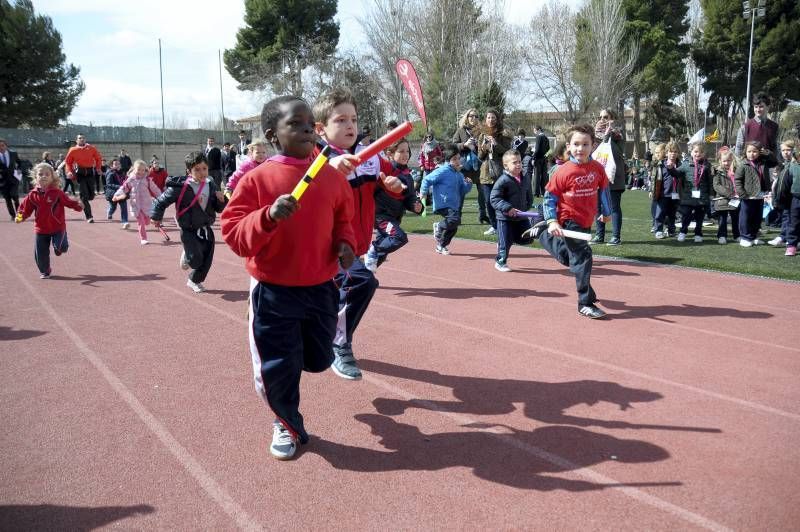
395, 59, 427, 128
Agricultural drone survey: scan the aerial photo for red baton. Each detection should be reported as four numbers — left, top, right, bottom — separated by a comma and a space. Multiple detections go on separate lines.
353, 121, 413, 164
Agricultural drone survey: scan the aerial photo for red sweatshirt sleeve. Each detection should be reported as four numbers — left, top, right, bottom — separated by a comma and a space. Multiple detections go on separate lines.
60, 190, 82, 211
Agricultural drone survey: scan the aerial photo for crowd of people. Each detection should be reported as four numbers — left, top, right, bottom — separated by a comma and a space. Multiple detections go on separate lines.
8, 87, 798, 461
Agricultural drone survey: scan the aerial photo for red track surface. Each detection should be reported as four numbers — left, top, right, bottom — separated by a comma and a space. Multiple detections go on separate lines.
2, 198, 799, 531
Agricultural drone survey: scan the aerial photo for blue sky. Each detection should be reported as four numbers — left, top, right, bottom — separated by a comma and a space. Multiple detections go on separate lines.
35, 0, 584, 126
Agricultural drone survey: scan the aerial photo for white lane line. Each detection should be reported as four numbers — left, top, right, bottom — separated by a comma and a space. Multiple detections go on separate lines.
381, 264, 800, 353
365, 375, 733, 532
0, 255, 263, 532
372, 299, 800, 422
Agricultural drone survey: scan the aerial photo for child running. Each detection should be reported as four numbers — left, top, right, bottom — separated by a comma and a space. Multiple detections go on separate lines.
113, 160, 162, 245
312, 88, 406, 380
489, 149, 536, 272
419, 143, 473, 256
15, 163, 83, 278
364, 138, 423, 272
104, 158, 129, 229
526, 124, 611, 319
221, 95, 356, 459
151, 152, 227, 292
224, 139, 269, 198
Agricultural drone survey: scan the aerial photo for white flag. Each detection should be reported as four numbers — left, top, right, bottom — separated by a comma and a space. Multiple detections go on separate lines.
688, 128, 705, 145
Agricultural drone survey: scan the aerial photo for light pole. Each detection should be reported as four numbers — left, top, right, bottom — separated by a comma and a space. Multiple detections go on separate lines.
743, 0, 766, 118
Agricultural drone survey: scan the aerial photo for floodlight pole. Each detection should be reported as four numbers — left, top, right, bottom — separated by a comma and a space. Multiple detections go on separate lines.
158, 39, 167, 166
743, 0, 765, 118
219, 50, 226, 144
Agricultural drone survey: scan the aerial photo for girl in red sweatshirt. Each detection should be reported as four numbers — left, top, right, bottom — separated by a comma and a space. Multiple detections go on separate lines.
16, 163, 83, 278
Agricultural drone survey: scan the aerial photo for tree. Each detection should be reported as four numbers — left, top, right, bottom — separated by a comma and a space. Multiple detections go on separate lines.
523, 0, 590, 125
0, 0, 84, 128
620, 0, 687, 154
223, 0, 339, 97
750, 0, 800, 108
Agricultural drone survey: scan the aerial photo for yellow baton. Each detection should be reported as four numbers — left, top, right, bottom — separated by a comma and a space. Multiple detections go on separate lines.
290, 145, 332, 201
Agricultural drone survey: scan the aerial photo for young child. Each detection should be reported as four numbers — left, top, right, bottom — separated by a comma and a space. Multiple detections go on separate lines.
151, 152, 227, 292
651, 142, 681, 239
15, 163, 83, 278
311, 88, 405, 380
712, 147, 740, 245
419, 143, 473, 256
489, 149, 536, 272
768, 140, 798, 247
104, 159, 129, 229
220, 95, 356, 459
364, 138, 423, 272
526, 124, 611, 319
735, 140, 777, 247
147, 159, 169, 191
113, 160, 162, 245
773, 140, 800, 256
223, 140, 269, 197
548, 140, 569, 180
674, 143, 712, 243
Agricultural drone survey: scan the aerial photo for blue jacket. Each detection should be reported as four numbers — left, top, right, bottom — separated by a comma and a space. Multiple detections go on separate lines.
490, 171, 533, 221
419, 163, 472, 212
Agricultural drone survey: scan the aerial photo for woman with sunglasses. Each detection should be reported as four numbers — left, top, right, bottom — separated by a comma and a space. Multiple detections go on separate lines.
591, 108, 626, 246
453, 108, 490, 225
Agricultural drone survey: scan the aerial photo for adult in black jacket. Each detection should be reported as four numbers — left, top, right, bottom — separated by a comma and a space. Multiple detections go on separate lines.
204, 137, 224, 188
118, 149, 133, 174
0, 138, 21, 219
532, 125, 550, 197
151, 152, 227, 292
489, 151, 535, 271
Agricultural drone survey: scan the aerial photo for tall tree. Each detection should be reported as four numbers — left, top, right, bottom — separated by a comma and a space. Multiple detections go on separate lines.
621, 0, 688, 154
0, 0, 84, 128
223, 0, 339, 97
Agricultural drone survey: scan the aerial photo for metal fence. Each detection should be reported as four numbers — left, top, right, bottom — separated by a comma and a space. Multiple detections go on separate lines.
0, 125, 242, 148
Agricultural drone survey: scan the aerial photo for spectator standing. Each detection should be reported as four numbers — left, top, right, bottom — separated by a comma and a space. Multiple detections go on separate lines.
591, 109, 626, 246
204, 137, 223, 187
118, 149, 133, 174
532, 125, 550, 197
452, 108, 488, 224
0, 138, 22, 219
477, 108, 512, 236
735, 93, 779, 159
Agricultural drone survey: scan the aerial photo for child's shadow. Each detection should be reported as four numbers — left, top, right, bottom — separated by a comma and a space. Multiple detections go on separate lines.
203, 289, 249, 302
309, 414, 681, 492
600, 299, 773, 322
379, 285, 567, 300
0, 325, 47, 341
48, 273, 166, 287
362, 360, 720, 434
0, 503, 155, 531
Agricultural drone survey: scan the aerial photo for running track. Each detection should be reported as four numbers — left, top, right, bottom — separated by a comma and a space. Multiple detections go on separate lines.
1, 198, 799, 530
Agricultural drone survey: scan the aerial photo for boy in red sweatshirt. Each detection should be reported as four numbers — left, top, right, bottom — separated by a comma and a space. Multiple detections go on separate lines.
221, 95, 356, 460
312, 88, 406, 380
16, 163, 83, 278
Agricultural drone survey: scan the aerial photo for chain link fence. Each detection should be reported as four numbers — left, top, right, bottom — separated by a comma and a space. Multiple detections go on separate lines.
0, 125, 242, 148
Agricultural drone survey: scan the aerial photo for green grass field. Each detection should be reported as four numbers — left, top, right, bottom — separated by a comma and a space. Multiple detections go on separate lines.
400, 189, 799, 282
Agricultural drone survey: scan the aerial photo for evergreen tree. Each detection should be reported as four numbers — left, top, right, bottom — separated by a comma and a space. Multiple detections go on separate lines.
223, 0, 339, 97
0, 0, 84, 128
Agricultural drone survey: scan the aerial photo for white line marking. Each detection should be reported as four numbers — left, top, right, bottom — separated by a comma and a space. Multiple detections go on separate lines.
1, 254, 263, 532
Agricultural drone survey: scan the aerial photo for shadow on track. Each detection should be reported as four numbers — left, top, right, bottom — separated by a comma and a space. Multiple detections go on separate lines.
0, 503, 155, 531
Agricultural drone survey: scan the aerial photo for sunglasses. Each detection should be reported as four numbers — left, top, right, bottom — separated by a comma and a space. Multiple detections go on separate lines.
468, 114, 478, 118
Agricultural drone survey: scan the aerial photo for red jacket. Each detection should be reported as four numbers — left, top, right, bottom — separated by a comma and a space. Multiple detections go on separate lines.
316, 143, 403, 255
18, 186, 82, 234
221, 156, 356, 286
148, 168, 169, 190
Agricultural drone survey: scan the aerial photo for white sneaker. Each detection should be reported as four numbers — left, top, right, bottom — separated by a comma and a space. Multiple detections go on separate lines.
435, 245, 450, 255
494, 262, 511, 272
768, 236, 784, 247
694, 235, 703, 243
179, 251, 190, 270
140, 239, 149, 245
655, 231, 664, 239
740, 239, 753, 248
753, 239, 762, 246
187, 279, 205, 293
483, 227, 496, 236
718, 237, 727, 245
364, 246, 378, 272
270, 422, 297, 460
121, 222, 129, 229
677, 233, 686, 242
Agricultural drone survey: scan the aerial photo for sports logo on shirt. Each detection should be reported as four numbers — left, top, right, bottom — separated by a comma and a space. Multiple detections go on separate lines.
574, 172, 599, 186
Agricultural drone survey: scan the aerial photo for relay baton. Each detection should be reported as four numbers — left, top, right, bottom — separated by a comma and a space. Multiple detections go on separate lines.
561, 229, 591, 241
290, 145, 333, 201
352, 121, 413, 164
157, 225, 171, 241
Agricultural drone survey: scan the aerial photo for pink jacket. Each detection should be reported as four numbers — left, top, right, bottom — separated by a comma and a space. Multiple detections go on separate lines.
121, 175, 161, 217
225, 157, 265, 193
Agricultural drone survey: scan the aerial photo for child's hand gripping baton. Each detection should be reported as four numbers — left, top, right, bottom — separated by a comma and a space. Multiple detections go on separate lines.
290, 145, 333, 201
516, 210, 591, 241
352, 121, 414, 164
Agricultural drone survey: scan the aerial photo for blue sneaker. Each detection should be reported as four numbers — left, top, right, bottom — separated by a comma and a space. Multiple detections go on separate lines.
331, 344, 362, 380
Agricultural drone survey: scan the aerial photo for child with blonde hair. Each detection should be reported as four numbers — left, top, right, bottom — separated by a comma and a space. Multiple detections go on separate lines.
712, 147, 740, 244
113, 159, 162, 245
224, 139, 269, 197
15, 163, 83, 278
